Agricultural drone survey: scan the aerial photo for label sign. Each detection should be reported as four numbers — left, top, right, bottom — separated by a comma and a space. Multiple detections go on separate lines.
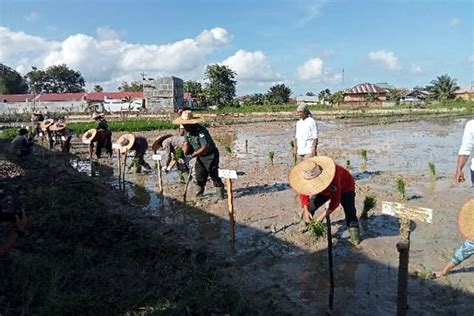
152, 154, 162, 161
112, 143, 121, 149
83, 140, 91, 144
382, 201, 433, 224
218, 169, 238, 179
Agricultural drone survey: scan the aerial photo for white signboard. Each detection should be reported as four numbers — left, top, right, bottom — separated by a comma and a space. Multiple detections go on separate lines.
152, 154, 162, 161
112, 143, 121, 149
83, 140, 91, 144
218, 169, 238, 179
382, 201, 433, 224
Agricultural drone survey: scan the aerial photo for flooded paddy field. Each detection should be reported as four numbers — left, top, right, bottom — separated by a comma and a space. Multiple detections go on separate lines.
68, 116, 473, 314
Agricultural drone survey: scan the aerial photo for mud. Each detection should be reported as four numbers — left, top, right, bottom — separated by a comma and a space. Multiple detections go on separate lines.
67, 116, 473, 314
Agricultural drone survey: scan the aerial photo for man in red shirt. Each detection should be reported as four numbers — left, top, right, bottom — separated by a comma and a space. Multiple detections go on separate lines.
289, 156, 361, 245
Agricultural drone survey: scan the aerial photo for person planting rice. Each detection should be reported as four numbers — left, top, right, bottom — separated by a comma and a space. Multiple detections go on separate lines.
82, 128, 112, 160
151, 125, 186, 173
50, 122, 72, 153
115, 133, 151, 173
31, 111, 44, 137
292, 104, 319, 223
40, 118, 55, 149
10, 128, 34, 157
288, 156, 361, 245
434, 199, 474, 278
172, 110, 224, 199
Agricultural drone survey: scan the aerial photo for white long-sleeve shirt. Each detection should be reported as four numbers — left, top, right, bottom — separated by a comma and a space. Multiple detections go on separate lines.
458, 119, 474, 171
295, 116, 318, 155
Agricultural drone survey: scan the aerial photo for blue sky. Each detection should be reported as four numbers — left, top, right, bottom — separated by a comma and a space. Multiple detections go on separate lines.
0, 0, 472, 95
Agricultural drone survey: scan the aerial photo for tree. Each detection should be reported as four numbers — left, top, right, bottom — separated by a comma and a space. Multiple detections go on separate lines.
118, 81, 142, 92
365, 91, 378, 103
306, 91, 315, 96
266, 84, 292, 104
184, 80, 202, 96
318, 88, 331, 103
387, 88, 402, 104
202, 64, 237, 108
427, 74, 459, 100
329, 91, 344, 108
0, 63, 29, 94
93, 85, 104, 92
26, 64, 85, 93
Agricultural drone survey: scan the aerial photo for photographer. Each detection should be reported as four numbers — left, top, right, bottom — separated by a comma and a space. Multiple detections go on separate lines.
0, 209, 28, 255
10, 128, 34, 157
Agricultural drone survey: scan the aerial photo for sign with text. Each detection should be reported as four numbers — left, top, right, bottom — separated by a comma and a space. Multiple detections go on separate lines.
382, 201, 433, 224
112, 143, 121, 149
218, 169, 237, 179
152, 154, 162, 161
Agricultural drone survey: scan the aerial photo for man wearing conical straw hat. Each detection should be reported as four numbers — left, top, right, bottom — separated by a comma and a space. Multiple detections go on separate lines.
172, 110, 225, 199
434, 199, 474, 277
288, 156, 361, 245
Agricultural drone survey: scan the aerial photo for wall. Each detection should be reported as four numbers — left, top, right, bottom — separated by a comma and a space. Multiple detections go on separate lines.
143, 76, 183, 112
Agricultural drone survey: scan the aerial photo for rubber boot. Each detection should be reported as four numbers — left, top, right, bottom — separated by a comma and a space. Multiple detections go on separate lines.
194, 185, 205, 198
349, 225, 361, 246
216, 186, 225, 200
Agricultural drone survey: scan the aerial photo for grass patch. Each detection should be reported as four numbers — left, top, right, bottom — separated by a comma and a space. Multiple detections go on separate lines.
0, 128, 18, 139
68, 119, 177, 135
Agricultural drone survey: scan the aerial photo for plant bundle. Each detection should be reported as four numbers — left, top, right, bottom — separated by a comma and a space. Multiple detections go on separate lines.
428, 162, 436, 180
360, 195, 377, 219
268, 151, 275, 165
174, 147, 184, 161
225, 146, 232, 154
396, 177, 406, 201
360, 149, 368, 162
307, 220, 327, 241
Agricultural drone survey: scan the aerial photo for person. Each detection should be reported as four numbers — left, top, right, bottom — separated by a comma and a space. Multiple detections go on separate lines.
434, 199, 473, 277
115, 133, 151, 173
455, 119, 474, 186
0, 209, 28, 255
172, 110, 225, 199
50, 123, 72, 153
293, 104, 319, 223
31, 111, 45, 137
10, 128, 34, 157
152, 127, 186, 173
90, 113, 113, 159
40, 118, 55, 149
288, 156, 361, 245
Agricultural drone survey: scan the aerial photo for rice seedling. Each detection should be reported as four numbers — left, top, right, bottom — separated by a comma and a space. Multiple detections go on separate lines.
360, 194, 377, 219
345, 159, 352, 170
428, 162, 436, 180
290, 141, 297, 165
174, 147, 184, 161
268, 151, 275, 165
360, 149, 368, 162
307, 220, 327, 241
225, 146, 232, 154
396, 177, 406, 201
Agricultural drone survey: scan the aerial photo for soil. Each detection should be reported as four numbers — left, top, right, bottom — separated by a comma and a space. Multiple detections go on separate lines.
2, 114, 474, 315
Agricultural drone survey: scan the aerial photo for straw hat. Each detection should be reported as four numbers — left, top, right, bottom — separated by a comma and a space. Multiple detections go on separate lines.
40, 119, 55, 131
288, 156, 336, 195
172, 110, 203, 125
91, 112, 103, 120
50, 122, 67, 132
458, 199, 474, 240
151, 134, 172, 152
82, 128, 97, 143
115, 133, 135, 153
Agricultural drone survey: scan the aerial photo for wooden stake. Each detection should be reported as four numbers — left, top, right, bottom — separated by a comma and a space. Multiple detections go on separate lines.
326, 213, 334, 314
227, 178, 235, 242
117, 149, 122, 181
157, 160, 163, 194
183, 166, 193, 203
123, 149, 128, 179
397, 218, 411, 316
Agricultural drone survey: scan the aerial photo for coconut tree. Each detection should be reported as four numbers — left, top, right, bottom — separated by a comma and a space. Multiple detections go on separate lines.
427, 74, 459, 101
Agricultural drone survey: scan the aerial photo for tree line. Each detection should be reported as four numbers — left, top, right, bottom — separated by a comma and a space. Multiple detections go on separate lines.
0, 62, 464, 107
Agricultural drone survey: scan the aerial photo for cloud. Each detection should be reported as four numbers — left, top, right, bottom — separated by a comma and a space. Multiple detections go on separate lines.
221, 50, 280, 82
368, 50, 401, 70
297, 58, 323, 80
468, 55, 474, 63
295, 0, 329, 27
0, 26, 231, 90
24, 12, 39, 22
409, 64, 423, 74
450, 17, 460, 27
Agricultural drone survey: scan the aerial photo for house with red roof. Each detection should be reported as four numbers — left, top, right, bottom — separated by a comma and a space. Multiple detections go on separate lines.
343, 83, 388, 107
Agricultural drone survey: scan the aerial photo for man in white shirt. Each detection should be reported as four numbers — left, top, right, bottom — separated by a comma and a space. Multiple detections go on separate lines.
455, 119, 474, 186
292, 104, 319, 223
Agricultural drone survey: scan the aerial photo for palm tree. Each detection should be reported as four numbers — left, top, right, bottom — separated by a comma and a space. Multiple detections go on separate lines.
428, 74, 459, 101
329, 91, 344, 108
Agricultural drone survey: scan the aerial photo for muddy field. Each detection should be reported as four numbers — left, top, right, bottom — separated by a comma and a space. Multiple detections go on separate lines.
6, 115, 473, 314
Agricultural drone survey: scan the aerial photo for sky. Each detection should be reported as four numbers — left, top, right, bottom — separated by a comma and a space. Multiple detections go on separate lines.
0, 0, 473, 96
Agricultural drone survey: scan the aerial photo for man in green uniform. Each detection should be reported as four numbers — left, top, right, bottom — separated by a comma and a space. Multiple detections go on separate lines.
173, 110, 224, 199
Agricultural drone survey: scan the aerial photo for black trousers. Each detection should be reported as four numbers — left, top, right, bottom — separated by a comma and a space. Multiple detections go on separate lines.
195, 150, 224, 188
309, 191, 359, 227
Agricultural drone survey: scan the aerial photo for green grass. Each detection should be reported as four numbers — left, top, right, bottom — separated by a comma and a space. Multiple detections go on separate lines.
396, 177, 407, 201
0, 128, 18, 139
307, 220, 327, 241
68, 119, 177, 135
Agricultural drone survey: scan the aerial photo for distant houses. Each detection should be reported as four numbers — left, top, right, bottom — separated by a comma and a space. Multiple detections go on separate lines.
455, 86, 474, 101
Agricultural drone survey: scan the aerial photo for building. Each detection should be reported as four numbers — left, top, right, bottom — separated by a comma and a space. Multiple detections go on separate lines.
296, 96, 319, 105
401, 87, 431, 104
343, 83, 388, 106
143, 76, 184, 112
455, 86, 474, 101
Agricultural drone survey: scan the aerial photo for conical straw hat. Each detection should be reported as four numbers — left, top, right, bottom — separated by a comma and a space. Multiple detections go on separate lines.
151, 134, 172, 152
458, 198, 474, 240
115, 133, 135, 153
172, 110, 203, 125
288, 156, 336, 195
40, 118, 54, 131
81, 128, 97, 143
50, 122, 66, 132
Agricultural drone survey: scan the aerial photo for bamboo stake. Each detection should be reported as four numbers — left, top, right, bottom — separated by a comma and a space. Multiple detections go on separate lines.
326, 213, 334, 314
157, 160, 163, 194
123, 149, 128, 179
397, 218, 411, 316
117, 149, 122, 182
226, 178, 235, 242
183, 166, 194, 203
